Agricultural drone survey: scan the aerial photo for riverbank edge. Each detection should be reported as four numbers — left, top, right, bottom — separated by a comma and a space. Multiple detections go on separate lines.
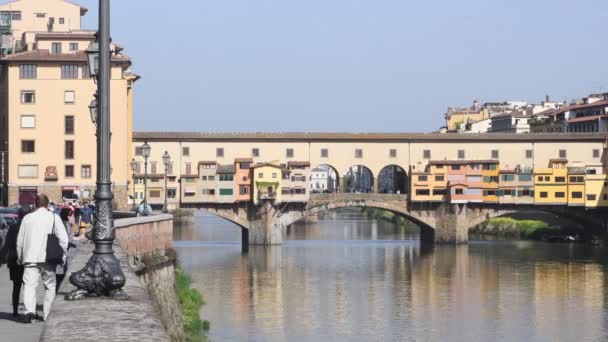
175, 266, 209, 341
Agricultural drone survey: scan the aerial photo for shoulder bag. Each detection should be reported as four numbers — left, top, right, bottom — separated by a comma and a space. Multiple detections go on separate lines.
46, 214, 64, 265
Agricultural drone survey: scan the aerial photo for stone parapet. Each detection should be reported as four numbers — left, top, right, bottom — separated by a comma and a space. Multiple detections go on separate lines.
115, 214, 174, 255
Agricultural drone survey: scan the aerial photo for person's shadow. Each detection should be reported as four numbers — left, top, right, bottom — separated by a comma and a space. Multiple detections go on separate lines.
0, 312, 18, 322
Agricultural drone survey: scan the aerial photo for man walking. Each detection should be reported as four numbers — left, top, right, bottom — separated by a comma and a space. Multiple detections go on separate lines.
17, 194, 69, 323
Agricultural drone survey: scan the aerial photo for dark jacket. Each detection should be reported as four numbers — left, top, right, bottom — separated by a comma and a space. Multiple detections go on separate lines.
0, 222, 21, 268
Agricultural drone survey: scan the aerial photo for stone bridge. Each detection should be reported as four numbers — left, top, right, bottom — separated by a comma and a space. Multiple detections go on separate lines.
183, 193, 607, 247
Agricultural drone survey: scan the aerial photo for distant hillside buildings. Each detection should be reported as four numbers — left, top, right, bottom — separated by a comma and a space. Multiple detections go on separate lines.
442, 93, 608, 134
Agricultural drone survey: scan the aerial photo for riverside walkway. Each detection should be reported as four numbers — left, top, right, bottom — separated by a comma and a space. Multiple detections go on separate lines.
0, 266, 45, 341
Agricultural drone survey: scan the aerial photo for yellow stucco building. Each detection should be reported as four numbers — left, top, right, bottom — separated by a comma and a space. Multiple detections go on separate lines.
252, 162, 283, 205
534, 159, 569, 205
584, 170, 608, 208
0, 0, 137, 208
411, 163, 447, 202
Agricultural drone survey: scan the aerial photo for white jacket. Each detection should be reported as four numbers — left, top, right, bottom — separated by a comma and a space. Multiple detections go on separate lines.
17, 208, 69, 265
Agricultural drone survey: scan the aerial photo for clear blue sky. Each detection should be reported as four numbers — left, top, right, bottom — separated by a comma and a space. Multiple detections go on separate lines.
78, 0, 608, 132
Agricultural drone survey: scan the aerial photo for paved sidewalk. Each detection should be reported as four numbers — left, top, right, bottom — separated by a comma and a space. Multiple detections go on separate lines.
0, 266, 49, 342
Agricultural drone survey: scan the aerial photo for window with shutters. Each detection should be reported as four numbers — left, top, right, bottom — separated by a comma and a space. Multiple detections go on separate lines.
82, 64, 90, 79
65, 165, 74, 178
81, 165, 92, 178
220, 189, 233, 196
65, 140, 74, 159
252, 148, 260, 157
286, 148, 294, 158
21, 90, 35, 104
52, 42, 62, 54
21, 140, 35, 153
69, 42, 78, 51
355, 149, 363, 159
423, 150, 431, 159
65, 115, 74, 134
389, 149, 397, 158
321, 149, 328, 158
19, 65, 37, 79
61, 64, 78, 79
216, 148, 224, 158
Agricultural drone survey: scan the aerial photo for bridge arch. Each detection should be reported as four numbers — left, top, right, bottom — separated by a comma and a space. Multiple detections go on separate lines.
378, 164, 408, 194
278, 195, 436, 238
311, 164, 340, 193
193, 208, 251, 230
343, 165, 374, 193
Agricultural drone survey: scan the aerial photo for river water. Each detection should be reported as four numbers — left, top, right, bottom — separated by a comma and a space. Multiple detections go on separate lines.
174, 209, 608, 342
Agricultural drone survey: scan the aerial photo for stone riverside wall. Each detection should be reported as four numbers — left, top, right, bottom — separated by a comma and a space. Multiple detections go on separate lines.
114, 214, 174, 255
41, 215, 179, 342
115, 214, 184, 341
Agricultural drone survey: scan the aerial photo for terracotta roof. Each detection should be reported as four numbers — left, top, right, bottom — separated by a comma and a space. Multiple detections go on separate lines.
34, 32, 95, 40
197, 161, 217, 166
0, 50, 130, 64
252, 162, 282, 169
133, 173, 165, 178
568, 170, 587, 175
499, 169, 517, 174
235, 158, 253, 163
567, 115, 608, 123
217, 165, 236, 174
491, 110, 528, 119
543, 100, 608, 117
448, 182, 468, 187
549, 158, 568, 163
429, 159, 499, 165
288, 161, 311, 167
133, 132, 608, 143
0, 0, 88, 14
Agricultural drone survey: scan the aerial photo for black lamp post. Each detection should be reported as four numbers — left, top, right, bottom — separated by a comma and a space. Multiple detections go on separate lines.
141, 141, 151, 215
67, 0, 127, 300
162, 151, 171, 213
130, 158, 137, 209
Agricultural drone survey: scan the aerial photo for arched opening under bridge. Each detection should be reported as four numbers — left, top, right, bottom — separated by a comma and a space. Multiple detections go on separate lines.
285, 207, 433, 242
343, 165, 374, 193
378, 165, 408, 194
311, 164, 340, 193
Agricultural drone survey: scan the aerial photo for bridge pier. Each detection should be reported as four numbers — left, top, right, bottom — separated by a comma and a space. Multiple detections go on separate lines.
248, 201, 283, 246
433, 203, 470, 244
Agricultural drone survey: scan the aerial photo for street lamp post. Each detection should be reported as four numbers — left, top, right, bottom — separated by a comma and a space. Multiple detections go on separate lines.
130, 158, 137, 209
141, 141, 151, 215
67, 0, 127, 300
162, 151, 171, 213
